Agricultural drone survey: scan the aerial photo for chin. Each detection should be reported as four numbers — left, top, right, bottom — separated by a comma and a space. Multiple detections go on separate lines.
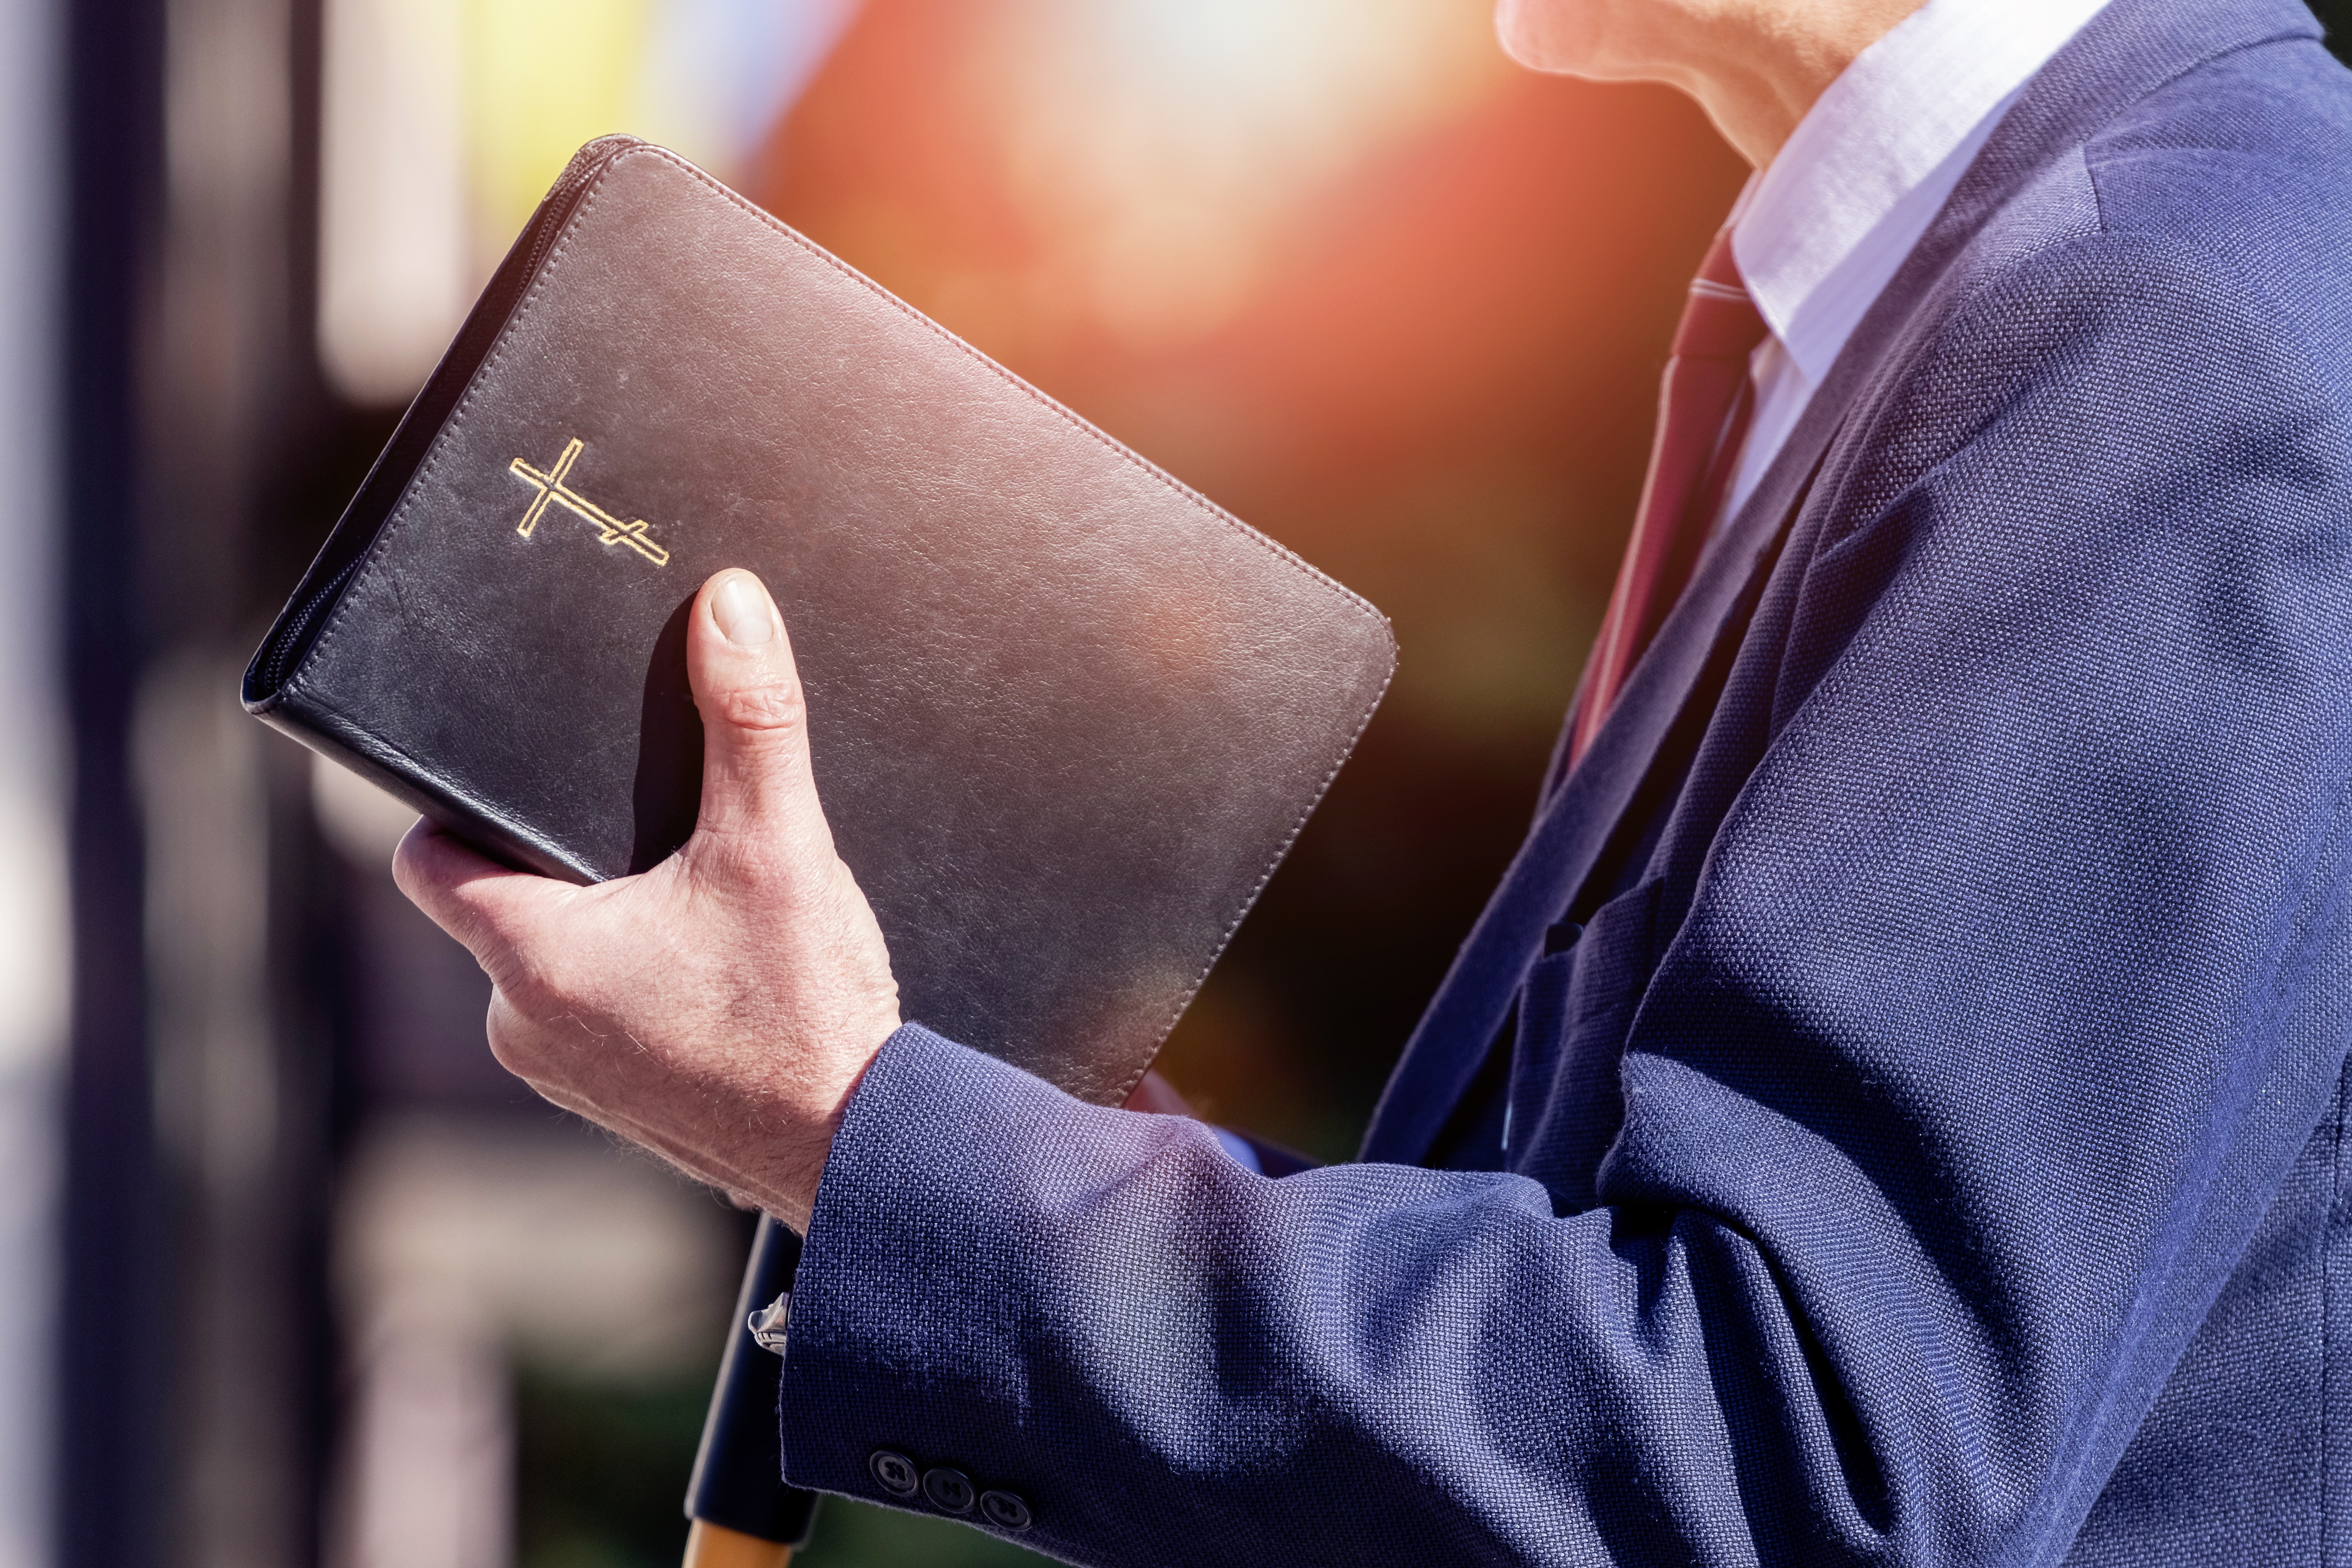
1494, 0, 1608, 76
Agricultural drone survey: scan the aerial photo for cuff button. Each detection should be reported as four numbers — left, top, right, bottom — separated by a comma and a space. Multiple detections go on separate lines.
921, 1467, 976, 1514
868, 1450, 919, 1497
980, 1490, 1033, 1532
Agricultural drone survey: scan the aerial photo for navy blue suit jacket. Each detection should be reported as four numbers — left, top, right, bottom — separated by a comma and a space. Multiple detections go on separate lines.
777, 0, 2352, 1560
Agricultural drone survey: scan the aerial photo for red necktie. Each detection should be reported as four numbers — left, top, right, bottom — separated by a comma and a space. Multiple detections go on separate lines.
1568, 230, 1770, 767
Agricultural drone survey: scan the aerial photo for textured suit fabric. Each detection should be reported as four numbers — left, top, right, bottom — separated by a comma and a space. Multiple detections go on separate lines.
776, 1, 2352, 1561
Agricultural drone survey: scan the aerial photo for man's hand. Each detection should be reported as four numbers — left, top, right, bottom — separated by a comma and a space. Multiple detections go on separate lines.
393, 568, 902, 1230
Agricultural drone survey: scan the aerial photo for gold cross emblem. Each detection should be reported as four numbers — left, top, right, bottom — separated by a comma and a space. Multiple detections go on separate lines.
507, 437, 671, 565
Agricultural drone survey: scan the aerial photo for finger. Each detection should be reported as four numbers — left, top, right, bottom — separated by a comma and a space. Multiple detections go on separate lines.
687, 568, 832, 858
392, 818, 573, 978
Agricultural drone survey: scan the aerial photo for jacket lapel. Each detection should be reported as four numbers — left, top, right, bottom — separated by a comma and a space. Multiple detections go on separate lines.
1358, 0, 2323, 1167
1359, 405, 1837, 1165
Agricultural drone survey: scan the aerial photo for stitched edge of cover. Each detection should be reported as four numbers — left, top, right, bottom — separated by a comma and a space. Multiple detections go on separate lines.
1121, 646, 1398, 1091
637, 146, 1394, 644
630, 145, 1400, 1079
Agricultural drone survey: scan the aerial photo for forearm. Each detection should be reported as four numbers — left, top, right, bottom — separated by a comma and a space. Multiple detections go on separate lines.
778, 1026, 1985, 1566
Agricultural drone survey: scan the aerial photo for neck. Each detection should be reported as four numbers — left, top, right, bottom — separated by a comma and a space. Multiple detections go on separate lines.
1500, 0, 1933, 168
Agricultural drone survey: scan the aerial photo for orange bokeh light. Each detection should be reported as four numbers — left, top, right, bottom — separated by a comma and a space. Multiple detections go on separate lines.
749, 0, 1745, 1144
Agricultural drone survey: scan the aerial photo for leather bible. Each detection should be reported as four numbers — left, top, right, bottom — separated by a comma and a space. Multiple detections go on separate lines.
245, 136, 1394, 1554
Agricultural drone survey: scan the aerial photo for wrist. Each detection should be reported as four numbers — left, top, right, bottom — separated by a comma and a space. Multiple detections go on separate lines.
735, 1012, 897, 1228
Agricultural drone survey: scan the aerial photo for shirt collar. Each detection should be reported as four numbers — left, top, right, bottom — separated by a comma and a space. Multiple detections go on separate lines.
1731, 0, 2115, 383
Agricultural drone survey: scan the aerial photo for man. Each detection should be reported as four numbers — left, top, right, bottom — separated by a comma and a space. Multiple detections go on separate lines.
398, 0, 2352, 1559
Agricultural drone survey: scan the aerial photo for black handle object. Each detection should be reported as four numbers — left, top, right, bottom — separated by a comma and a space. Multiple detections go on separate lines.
686, 1217, 820, 1549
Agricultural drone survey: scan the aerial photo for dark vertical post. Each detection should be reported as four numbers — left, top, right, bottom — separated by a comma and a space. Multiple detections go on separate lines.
685, 1217, 821, 1557
58, 0, 167, 1564
2318, 0, 2352, 63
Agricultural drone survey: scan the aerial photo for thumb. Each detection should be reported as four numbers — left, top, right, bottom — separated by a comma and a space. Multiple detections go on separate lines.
687, 568, 831, 861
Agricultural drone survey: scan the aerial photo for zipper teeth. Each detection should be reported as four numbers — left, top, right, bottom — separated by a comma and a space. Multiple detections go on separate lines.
521, 138, 633, 278
265, 557, 363, 690
516, 174, 585, 279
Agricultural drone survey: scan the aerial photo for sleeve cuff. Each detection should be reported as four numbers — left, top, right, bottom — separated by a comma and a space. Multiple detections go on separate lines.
776, 1021, 1201, 1527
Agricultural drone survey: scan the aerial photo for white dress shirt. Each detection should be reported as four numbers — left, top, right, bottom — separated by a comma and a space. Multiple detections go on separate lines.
1718, 0, 2116, 526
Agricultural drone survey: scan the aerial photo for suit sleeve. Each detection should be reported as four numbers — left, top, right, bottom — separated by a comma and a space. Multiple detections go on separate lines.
774, 230, 2352, 1565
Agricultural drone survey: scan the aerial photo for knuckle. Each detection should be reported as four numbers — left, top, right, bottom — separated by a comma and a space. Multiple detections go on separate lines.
489, 950, 578, 1026
483, 998, 547, 1078
470, 937, 539, 1000
683, 830, 820, 908
716, 678, 804, 735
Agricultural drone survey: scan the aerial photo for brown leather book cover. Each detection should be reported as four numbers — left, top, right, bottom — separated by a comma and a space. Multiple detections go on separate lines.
246, 136, 1395, 1108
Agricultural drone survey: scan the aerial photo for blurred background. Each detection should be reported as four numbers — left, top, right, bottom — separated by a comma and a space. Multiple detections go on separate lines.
3, 0, 2344, 1565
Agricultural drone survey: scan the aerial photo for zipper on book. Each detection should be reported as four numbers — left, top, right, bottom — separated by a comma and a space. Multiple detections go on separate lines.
510, 135, 641, 302
454, 134, 640, 366
249, 137, 644, 704
261, 556, 363, 691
